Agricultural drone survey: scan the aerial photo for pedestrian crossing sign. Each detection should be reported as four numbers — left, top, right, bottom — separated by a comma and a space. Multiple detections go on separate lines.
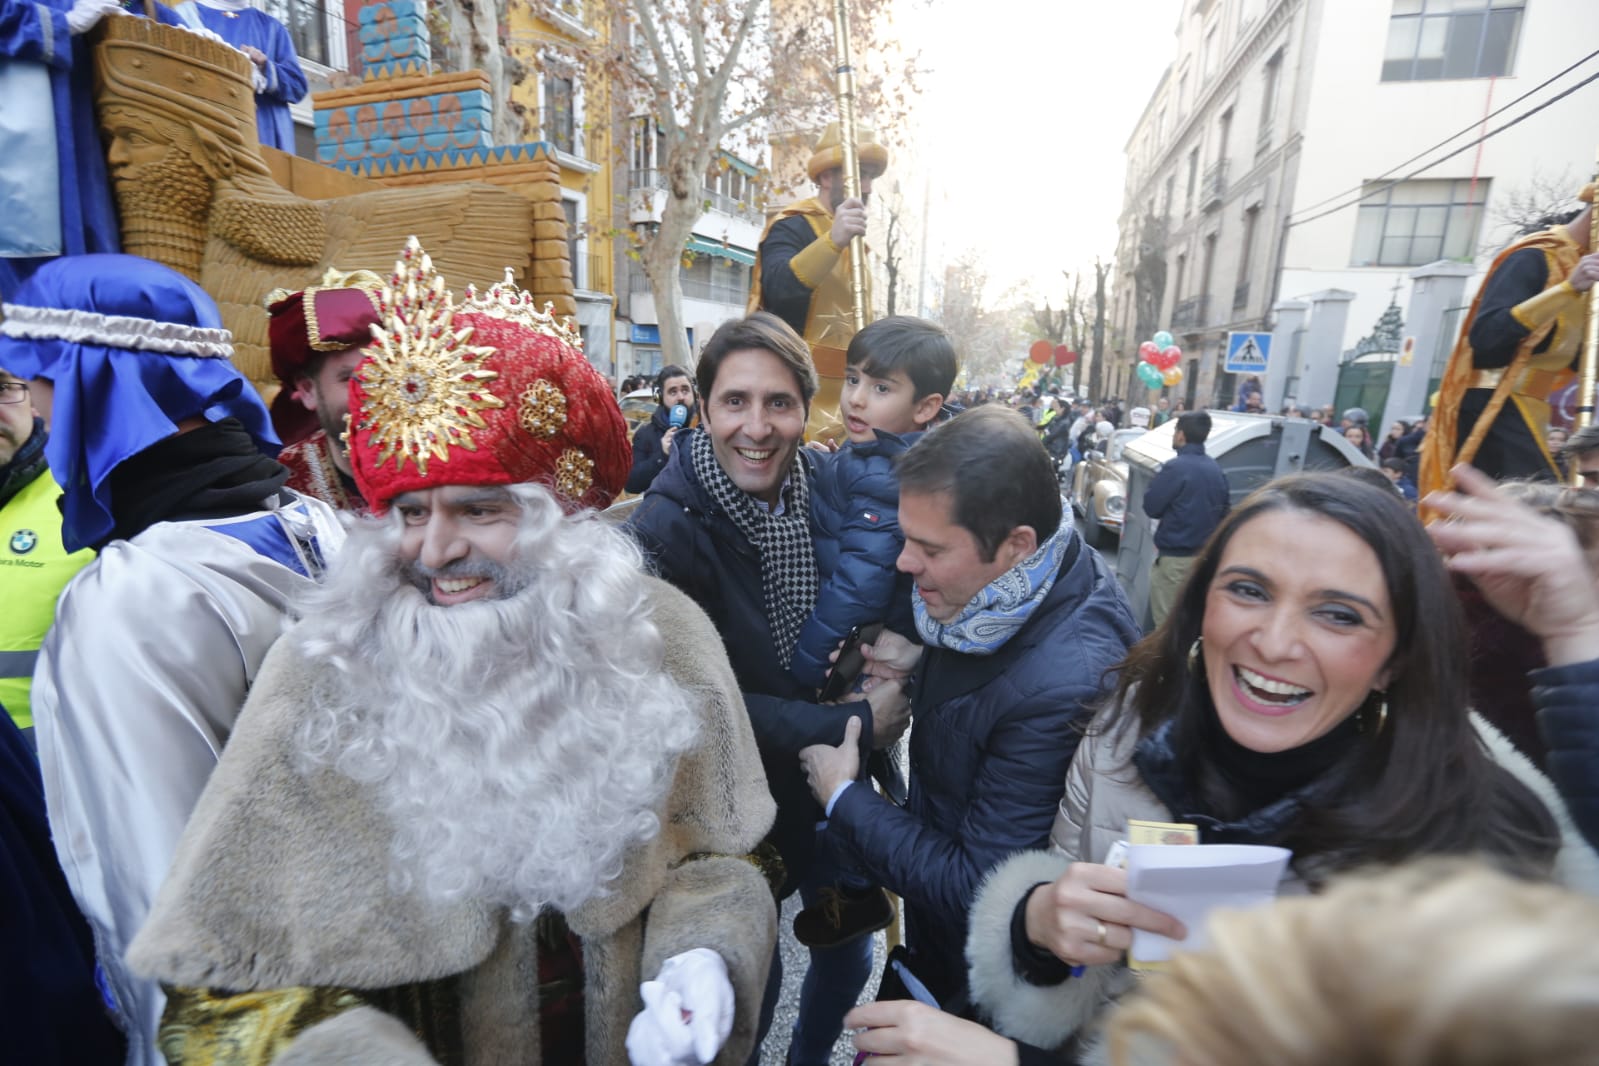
1225, 331, 1272, 373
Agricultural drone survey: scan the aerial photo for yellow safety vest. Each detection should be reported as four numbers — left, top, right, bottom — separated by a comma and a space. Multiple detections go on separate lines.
0, 467, 93, 730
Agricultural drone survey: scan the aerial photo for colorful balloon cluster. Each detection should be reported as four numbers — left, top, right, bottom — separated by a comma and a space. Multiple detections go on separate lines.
1029, 340, 1078, 366
1136, 329, 1184, 389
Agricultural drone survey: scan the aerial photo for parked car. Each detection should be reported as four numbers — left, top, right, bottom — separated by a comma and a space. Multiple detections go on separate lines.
1070, 427, 1145, 545
619, 389, 657, 435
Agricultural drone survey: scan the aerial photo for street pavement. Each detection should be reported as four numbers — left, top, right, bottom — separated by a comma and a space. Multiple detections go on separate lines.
757, 893, 891, 1065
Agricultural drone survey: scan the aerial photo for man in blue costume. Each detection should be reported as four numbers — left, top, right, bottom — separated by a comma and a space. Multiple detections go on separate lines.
0, 0, 187, 297
172, 0, 306, 150
0, 252, 344, 1065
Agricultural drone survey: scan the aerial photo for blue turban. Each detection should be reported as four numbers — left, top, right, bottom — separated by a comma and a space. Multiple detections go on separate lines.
0, 254, 278, 553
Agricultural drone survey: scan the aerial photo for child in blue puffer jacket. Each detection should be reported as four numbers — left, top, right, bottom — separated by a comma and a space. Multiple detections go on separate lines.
790, 316, 958, 949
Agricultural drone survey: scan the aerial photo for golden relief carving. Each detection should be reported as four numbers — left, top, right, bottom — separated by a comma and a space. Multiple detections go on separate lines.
89, 16, 558, 389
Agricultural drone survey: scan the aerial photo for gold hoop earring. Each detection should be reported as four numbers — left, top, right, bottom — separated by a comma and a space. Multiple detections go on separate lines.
1187, 636, 1203, 674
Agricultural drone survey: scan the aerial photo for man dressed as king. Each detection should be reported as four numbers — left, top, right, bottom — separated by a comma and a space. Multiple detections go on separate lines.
750, 123, 888, 437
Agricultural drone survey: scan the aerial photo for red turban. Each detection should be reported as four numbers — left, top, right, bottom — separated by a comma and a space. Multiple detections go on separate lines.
347, 239, 628, 513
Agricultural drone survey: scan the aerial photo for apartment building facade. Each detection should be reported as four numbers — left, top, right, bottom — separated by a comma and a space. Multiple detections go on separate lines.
1110, 0, 1599, 423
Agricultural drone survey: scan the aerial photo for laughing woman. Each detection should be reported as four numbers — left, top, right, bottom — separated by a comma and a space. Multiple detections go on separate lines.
888, 473, 1599, 1065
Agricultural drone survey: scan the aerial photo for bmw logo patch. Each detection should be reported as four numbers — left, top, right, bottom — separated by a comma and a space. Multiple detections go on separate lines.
9, 529, 37, 555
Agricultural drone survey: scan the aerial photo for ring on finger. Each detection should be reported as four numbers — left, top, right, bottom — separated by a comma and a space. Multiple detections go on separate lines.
1095, 920, 1109, 947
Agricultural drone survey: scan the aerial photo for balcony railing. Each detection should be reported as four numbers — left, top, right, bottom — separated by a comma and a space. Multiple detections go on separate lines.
680, 274, 749, 304
703, 186, 765, 225
628, 263, 747, 305
1201, 160, 1227, 211
629, 168, 669, 192
1172, 295, 1210, 329
627, 170, 764, 225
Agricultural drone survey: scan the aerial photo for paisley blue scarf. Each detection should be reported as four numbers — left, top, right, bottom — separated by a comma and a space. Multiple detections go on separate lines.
913, 524, 1069, 655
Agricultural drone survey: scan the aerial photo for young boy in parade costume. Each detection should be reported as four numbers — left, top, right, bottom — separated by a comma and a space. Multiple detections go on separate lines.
789, 315, 957, 948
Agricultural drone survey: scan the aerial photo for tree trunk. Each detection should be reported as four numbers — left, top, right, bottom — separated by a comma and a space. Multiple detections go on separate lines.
643, 145, 710, 370
652, 253, 692, 369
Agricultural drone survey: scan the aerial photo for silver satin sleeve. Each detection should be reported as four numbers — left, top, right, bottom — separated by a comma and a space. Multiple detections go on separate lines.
32, 502, 344, 1066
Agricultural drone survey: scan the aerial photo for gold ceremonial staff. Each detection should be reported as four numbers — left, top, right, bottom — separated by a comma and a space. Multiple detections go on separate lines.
830, 0, 869, 333
1577, 146, 1599, 465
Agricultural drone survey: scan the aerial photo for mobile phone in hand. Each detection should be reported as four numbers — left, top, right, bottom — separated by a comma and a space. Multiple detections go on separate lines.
818, 622, 885, 702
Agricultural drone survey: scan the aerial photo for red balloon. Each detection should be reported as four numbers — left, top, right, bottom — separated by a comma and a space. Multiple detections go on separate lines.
1029, 339, 1052, 364
1160, 345, 1183, 369
1054, 345, 1077, 366
1139, 340, 1161, 363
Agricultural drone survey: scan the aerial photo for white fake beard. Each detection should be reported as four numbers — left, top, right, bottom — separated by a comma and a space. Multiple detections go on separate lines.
294, 485, 700, 920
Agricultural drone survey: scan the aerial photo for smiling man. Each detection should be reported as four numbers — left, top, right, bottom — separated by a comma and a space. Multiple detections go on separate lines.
264, 269, 386, 512
628, 312, 911, 1062
127, 246, 777, 1066
796, 405, 1140, 1009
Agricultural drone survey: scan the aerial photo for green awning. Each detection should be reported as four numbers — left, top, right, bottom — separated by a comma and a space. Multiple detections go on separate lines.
721, 152, 759, 177
685, 238, 755, 266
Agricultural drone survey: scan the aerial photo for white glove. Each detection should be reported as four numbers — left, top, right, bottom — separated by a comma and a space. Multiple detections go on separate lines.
252, 68, 268, 93
66, 0, 123, 35
625, 948, 735, 1066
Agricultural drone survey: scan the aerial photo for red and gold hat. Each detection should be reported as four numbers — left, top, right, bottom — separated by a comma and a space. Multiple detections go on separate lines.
265, 268, 385, 443
347, 238, 629, 513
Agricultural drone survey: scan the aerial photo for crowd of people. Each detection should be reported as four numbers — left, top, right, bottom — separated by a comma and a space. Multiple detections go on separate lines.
5, 239, 1599, 1065
4, 26, 1599, 1063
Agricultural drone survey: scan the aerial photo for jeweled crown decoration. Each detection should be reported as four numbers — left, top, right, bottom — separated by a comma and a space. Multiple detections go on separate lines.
356, 236, 504, 475
461, 268, 583, 350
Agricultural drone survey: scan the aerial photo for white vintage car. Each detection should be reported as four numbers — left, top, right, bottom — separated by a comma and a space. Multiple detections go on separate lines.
1070, 427, 1146, 545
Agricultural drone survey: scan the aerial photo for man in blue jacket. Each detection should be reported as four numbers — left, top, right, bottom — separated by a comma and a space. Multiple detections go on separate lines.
797, 406, 1140, 1010
1143, 410, 1231, 628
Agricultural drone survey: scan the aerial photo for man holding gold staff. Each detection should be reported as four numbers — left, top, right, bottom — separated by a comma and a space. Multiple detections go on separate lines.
749, 123, 887, 436
1421, 183, 1599, 494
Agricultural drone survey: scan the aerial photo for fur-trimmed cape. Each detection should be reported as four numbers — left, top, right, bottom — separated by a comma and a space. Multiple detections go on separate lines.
127, 576, 778, 1065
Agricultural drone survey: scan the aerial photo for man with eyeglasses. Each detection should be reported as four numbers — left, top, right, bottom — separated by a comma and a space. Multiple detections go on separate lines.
0, 369, 92, 741
1564, 424, 1599, 488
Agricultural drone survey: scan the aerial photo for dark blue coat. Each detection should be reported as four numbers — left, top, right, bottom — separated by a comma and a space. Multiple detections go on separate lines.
828, 529, 1140, 1006
625, 402, 696, 495
791, 430, 919, 690
626, 441, 874, 897
0, 710, 125, 1063
1143, 442, 1230, 555
1534, 658, 1599, 852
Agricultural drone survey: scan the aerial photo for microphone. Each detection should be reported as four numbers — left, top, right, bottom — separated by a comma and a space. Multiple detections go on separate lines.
669, 404, 689, 428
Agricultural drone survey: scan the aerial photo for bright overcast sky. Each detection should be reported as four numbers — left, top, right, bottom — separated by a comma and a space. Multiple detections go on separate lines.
902, 0, 1184, 304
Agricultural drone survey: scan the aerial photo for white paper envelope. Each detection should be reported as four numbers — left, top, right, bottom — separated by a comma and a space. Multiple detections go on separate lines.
1125, 843, 1292, 962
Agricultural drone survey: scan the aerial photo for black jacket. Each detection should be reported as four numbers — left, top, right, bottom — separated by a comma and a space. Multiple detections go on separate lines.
828, 530, 1140, 1006
626, 442, 872, 896
1143, 442, 1230, 555
1535, 658, 1599, 852
757, 214, 822, 338
625, 403, 695, 495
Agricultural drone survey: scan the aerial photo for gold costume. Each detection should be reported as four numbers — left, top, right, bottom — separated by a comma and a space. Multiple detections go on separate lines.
749, 124, 887, 438
1420, 223, 1587, 496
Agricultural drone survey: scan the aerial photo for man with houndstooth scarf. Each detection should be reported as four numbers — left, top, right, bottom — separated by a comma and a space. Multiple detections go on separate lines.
628, 313, 912, 1063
